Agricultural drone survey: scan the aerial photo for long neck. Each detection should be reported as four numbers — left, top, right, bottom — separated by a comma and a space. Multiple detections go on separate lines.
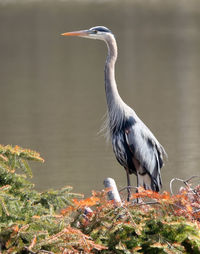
104, 35, 125, 134
104, 35, 123, 111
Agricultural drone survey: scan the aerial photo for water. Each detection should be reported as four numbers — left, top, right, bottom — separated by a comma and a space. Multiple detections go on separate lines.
0, 0, 200, 196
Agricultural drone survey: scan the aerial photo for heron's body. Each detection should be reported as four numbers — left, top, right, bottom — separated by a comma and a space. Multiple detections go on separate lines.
61, 26, 167, 200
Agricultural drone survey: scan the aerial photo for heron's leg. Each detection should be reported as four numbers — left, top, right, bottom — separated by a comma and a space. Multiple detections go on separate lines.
125, 168, 131, 201
136, 172, 141, 203
136, 172, 139, 191
136, 172, 143, 203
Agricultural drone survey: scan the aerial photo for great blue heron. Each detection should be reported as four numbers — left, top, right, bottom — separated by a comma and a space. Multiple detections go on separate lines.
61, 26, 167, 201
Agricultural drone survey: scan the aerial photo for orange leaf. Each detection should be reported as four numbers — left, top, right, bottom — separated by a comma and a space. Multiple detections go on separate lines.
29, 235, 37, 250
60, 206, 75, 215
73, 196, 100, 207
32, 215, 41, 219
12, 225, 19, 233
186, 204, 193, 213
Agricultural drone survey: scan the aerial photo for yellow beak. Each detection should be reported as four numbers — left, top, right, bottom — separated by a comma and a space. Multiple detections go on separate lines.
61, 30, 89, 37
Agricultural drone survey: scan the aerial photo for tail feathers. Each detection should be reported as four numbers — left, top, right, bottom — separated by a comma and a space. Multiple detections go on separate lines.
137, 172, 162, 192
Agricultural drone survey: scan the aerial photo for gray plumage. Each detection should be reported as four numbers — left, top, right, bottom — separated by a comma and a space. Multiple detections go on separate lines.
61, 26, 167, 200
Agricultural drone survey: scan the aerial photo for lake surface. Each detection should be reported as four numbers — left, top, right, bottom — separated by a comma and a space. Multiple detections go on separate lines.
0, 0, 200, 196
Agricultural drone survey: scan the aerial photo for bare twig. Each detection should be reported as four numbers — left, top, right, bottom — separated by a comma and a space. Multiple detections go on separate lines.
134, 201, 160, 206
170, 176, 200, 195
119, 186, 137, 193
193, 208, 200, 214
23, 248, 55, 254
38, 250, 55, 254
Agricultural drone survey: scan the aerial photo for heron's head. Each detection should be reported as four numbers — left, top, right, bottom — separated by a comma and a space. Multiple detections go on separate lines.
61, 26, 114, 41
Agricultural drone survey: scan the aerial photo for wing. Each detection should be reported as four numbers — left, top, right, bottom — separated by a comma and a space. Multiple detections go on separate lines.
112, 131, 137, 174
125, 121, 166, 190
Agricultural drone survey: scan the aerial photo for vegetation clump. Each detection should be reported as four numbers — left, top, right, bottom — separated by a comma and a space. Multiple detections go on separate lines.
0, 145, 199, 253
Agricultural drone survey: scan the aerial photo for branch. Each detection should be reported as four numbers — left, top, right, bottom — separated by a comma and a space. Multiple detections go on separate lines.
170, 176, 200, 195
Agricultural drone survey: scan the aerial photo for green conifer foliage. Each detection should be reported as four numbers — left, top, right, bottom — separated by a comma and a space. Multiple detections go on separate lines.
0, 145, 199, 253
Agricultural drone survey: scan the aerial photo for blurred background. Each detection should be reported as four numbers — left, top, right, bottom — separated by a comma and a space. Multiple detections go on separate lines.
0, 0, 200, 196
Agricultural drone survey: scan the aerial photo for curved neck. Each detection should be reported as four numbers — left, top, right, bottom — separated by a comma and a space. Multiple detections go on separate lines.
104, 35, 123, 112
